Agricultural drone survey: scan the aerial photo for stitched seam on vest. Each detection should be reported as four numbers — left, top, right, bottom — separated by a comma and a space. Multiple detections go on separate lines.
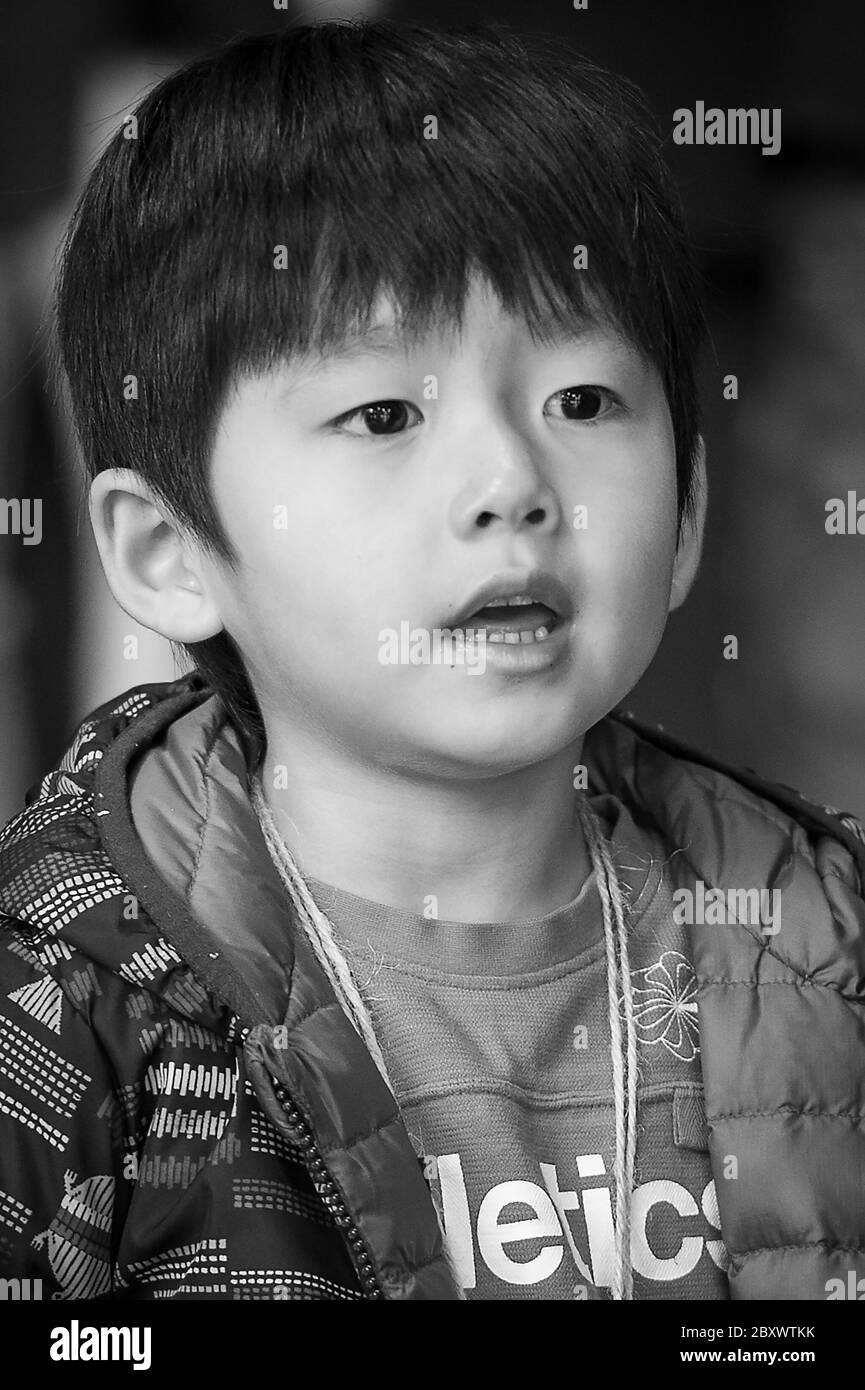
684, 770, 811, 850
286, 998, 364, 1037
710, 1105, 865, 1122
318, 1110, 413, 1157
735, 1241, 865, 1258
702, 979, 864, 1002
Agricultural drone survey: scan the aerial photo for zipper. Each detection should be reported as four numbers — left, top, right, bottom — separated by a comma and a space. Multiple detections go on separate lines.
272, 1079, 384, 1300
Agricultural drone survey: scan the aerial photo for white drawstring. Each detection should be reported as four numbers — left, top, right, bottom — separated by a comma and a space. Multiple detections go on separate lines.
577, 797, 637, 1300
252, 776, 399, 1098
252, 775, 636, 1300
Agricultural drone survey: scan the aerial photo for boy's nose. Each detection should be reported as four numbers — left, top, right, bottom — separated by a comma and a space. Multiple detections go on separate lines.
448, 455, 562, 537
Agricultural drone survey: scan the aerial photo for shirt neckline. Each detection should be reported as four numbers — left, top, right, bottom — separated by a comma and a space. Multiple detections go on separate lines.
303, 793, 664, 977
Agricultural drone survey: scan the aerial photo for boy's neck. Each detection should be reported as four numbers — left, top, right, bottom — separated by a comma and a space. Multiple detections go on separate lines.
256, 722, 591, 925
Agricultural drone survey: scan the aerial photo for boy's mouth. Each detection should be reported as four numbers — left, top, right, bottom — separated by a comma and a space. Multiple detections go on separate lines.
449, 571, 573, 644
461, 597, 560, 643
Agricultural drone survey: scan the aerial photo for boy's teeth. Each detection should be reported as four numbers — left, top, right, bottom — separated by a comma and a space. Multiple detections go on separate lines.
487, 626, 551, 644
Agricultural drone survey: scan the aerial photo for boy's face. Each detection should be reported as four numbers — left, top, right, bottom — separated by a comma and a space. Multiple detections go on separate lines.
203, 276, 687, 775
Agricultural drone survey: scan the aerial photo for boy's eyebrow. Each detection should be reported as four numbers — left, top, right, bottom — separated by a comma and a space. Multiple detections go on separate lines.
527, 309, 630, 352
279, 312, 630, 395
316, 311, 613, 362
276, 323, 409, 396
272, 324, 407, 399
298, 323, 410, 370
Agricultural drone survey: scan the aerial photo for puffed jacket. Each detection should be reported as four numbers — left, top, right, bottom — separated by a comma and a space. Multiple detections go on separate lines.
0, 672, 862, 1300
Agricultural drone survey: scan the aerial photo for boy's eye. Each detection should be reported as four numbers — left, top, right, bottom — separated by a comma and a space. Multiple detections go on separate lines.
333, 399, 422, 436
545, 385, 618, 422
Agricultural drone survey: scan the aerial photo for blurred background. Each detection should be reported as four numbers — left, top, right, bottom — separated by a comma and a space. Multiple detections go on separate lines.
1, 0, 863, 822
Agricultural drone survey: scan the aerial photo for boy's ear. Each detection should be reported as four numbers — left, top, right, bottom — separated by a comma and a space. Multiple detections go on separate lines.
89, 469, 224, 642
668, 437, 708, 613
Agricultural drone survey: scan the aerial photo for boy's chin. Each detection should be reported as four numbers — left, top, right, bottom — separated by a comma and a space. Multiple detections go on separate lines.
382, 706, 591, 779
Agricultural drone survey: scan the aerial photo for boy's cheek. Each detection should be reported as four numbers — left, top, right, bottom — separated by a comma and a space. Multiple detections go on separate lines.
567, 453, 675, 541
581, 540, 673, 664
575, 498, 675, 594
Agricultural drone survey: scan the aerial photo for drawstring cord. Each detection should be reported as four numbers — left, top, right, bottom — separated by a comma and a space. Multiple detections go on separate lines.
577, 798, 637, 1301
252, 775, 636, 1301
251, 776, 398, 1098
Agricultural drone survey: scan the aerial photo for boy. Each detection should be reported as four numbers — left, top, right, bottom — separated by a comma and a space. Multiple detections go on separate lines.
1, 20, 863, 1302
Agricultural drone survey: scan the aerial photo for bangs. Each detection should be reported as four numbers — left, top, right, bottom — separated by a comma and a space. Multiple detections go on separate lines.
124, 22, 688, 393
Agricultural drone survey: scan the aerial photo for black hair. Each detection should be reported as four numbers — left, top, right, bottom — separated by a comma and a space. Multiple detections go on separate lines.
55, 18, 706, 755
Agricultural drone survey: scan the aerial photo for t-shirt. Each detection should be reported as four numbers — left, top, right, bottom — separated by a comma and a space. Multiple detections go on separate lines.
305, 793, 730, 1301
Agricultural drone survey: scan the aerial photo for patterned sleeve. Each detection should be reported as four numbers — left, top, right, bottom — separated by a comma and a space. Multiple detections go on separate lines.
0, 925, 124, 1300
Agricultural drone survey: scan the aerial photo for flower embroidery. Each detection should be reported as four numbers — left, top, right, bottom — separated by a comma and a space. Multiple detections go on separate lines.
624, 950, 700, 1061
